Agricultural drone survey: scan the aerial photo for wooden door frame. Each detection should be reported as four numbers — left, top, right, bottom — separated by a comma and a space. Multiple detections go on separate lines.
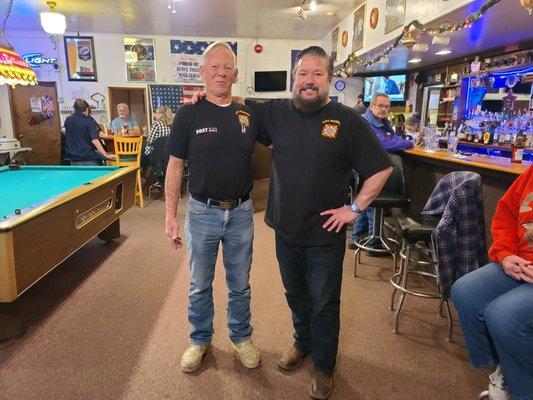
8, 81, 61, 140
108, 86, 149, 128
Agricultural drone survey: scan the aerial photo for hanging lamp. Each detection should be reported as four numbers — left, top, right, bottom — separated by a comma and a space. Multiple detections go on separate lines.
0, 0, 37, 87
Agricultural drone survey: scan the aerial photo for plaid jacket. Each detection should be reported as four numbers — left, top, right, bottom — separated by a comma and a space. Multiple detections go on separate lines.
145, 121, 171, 155
422, 171, 488, 298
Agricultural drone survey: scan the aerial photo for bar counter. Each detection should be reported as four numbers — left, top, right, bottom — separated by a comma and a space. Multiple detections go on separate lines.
400, 147, 530, 245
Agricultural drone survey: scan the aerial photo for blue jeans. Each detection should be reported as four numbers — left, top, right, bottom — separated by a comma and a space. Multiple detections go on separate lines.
275, 233, 345, 375
185, 196, 254, 345
451, 263, 533, 400
351, 208, 375, 241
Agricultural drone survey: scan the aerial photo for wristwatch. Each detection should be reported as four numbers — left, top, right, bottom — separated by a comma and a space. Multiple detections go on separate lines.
349, 202, 362, 214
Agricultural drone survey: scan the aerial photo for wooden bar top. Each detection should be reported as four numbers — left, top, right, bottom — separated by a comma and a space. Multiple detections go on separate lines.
403, 147, 531, 175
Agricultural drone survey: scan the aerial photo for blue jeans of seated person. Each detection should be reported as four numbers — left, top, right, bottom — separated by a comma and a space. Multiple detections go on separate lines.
351, 208, 380, 248
451, 263, 533, 400
275, 233, 345, 375
185, 196, 254, 345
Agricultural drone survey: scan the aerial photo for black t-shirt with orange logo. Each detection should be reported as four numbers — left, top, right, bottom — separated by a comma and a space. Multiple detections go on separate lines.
248, 99, 392, 246
167, 100, 257, 200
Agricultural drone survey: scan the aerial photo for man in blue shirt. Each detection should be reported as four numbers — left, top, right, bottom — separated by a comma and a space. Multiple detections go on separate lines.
64, 99, 115, 166
349, 93, 413, 250
110, 103, 140, 134
383, 76, 400, 95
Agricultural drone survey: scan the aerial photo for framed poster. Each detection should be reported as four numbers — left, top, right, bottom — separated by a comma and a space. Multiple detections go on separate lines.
331, 27, 339, 62
385, 0, 406, 33
63, 36, 97, 81
124, 37, 156, 82
170, 40, 238, 84
352, 5, 365, 52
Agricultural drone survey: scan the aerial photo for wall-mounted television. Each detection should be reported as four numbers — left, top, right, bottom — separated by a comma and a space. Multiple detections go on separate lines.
363, 74, 407, 102
254, 71, 287, 92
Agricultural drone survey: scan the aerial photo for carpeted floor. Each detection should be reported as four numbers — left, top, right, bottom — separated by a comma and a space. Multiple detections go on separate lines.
0, 179, 489, 400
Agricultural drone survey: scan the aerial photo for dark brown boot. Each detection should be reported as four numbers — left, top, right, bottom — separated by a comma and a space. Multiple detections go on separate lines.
309, 372, 333, 400
277, 345, 306, 371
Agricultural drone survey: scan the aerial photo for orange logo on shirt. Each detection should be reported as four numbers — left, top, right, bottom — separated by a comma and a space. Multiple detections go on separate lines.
321, 120, 340, 140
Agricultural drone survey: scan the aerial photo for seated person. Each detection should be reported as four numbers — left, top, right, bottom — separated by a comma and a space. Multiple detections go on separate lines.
110, 103, 140, 135
349, 93, 413, 250
405, 116, 425, 147
142, 106, 173, 186
451, 165, 533, 400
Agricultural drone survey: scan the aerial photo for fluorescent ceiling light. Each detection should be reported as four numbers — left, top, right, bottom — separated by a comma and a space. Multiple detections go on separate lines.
435, 50, 452, 55
408, 58, 422, 63
309, 0, 317, 11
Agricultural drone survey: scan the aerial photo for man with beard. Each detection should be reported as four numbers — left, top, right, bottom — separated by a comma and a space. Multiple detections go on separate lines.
247, 46, 392, 399
192, 45, 392, 398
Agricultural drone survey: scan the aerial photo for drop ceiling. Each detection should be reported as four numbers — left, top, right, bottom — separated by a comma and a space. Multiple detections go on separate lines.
6, 0, 360, 40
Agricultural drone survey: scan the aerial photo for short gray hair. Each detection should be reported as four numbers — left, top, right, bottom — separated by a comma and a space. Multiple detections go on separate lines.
371, 93, 390, 104
199, 41, 236, 68
117, 103, 129, 112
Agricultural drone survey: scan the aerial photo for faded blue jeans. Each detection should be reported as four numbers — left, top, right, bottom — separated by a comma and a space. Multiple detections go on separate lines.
351, 207, 375, 241
185, 196, 254, 345
451, 263, 533, 400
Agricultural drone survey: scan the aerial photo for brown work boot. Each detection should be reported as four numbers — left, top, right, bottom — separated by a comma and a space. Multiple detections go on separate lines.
277, 345, 306, 371
309, 372, 333, 400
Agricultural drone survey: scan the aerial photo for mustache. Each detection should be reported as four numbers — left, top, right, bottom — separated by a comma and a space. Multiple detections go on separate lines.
299, 84, 318, 92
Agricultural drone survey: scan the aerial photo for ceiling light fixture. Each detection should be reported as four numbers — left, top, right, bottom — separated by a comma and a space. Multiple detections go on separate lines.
297, 6, 308, 20
326, 11, 336, 16
412, 43, 429, 52
408, 58, 422, 63
432, 35, 450, 46
167, 0, 172, 9
309, 0, 317, 11
40, 1, 66, 35
435, 49, 452, 55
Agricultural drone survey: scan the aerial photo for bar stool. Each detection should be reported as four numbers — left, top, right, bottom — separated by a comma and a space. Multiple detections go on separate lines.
390, 213, 453, 341
353, 154, 410, 277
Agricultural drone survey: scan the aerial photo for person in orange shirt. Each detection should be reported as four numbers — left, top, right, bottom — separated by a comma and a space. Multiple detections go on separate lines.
452, 165, 533, 400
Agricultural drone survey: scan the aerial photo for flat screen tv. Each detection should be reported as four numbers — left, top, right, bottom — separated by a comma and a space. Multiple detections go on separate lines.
363, 74, 407, 102
254, 71, 287, 92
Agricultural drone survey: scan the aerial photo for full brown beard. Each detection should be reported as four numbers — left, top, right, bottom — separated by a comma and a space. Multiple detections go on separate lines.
292, 85, 329, 112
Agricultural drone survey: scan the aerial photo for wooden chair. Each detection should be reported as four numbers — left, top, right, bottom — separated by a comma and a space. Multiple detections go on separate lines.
113, 136, 144, 209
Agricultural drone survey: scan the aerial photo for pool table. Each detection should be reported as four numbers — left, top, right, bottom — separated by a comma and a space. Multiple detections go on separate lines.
0, 165, 137, 303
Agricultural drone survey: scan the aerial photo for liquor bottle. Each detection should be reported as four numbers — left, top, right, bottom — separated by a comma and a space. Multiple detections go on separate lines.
511, 136, 526, 163
483, 128, 492, 145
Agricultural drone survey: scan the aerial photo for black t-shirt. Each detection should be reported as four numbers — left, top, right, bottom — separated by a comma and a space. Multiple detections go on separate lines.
248, 99, 392, 246
64, 111, 101, 161
166, 100, 257, 200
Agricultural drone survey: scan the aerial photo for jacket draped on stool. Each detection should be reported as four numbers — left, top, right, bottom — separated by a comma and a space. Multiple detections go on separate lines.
422, 171, 488, 298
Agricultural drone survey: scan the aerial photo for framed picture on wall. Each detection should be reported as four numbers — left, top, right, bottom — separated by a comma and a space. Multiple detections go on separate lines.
352, 5, 365, 52
385, 0, 406, 34
331, 27, 339, 62
63, 36, 97, 81
124, 37, 156, 82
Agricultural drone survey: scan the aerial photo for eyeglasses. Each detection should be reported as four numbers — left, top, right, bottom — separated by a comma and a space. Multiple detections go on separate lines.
372, 104, 390, 110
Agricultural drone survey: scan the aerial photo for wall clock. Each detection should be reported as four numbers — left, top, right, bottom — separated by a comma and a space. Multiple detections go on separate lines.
335, 80, 346, 91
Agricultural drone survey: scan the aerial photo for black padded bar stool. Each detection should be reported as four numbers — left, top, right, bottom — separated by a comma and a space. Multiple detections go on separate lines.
390, 213, 453, 341
353, 154, 410, 277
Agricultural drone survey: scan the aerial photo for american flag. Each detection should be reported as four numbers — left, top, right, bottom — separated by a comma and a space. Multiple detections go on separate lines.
170, 40, 238, 55
149, 84, 205, 113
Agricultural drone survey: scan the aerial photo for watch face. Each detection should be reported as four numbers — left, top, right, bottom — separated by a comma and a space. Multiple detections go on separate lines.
335, 80, 346, 91
350, 203, 358, 213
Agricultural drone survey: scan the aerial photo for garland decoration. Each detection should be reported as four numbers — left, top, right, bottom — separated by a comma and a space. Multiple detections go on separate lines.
336, 0, 502, 75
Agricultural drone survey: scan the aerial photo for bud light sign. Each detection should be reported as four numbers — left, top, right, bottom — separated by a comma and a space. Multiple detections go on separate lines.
22, 53, 57, 68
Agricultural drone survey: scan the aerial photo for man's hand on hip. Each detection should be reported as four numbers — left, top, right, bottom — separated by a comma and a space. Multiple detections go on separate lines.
320, 205, 357, 233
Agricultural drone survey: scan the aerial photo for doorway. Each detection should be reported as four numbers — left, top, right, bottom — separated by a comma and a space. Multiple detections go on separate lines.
9, 82, 62, 165
108, 87, 148, 133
